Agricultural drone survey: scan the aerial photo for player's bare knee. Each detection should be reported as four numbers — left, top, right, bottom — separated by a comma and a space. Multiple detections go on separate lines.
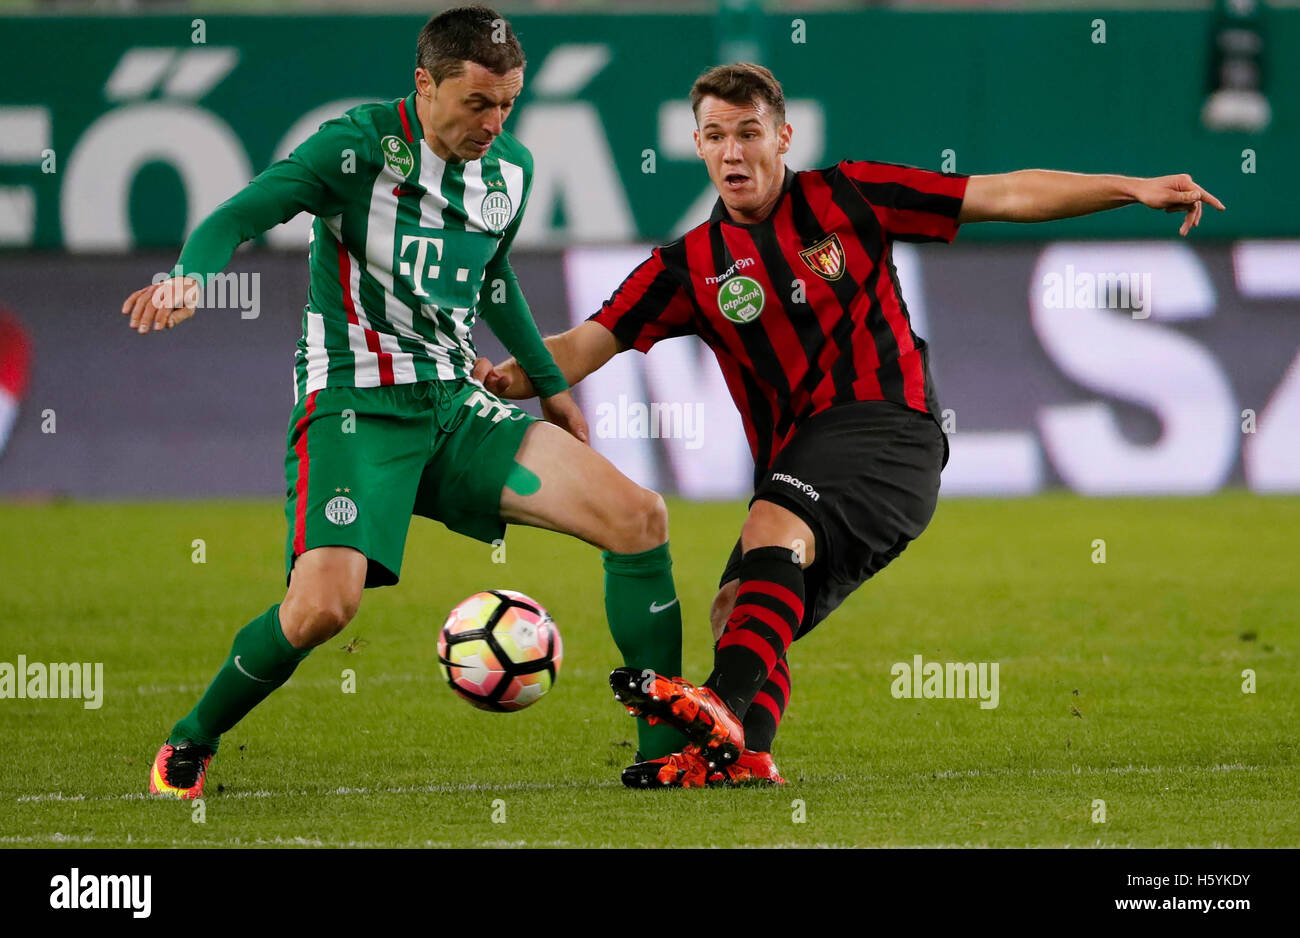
281, 591, 359, 648
741, 504, 815, 567
617, 487, 668, 553
598, 485, 667, 553
642, 489, 669, 546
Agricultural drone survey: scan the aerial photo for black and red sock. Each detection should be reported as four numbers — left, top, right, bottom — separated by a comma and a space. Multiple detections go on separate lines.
705, 546, 805, 720
743, 656, 791, 753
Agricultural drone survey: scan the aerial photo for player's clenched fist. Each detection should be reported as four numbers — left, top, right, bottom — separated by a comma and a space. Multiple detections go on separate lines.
120, 275, 201, 334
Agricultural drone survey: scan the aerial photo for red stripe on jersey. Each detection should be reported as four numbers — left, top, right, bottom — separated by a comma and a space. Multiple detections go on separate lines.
797, 171, 885, 406
727, 602, 795, 650
336, 239, 395, 385
721, 225, 807, 401
839, 161, 966, 244
770, 193, 848, 418
292, 390, 319, 557
683, 226, 766, 460
397, 98, 414, 144
710, 345, 761, 460
717, 627, 778, 676
884, 207, 960, 242
591, 251, 673, 352
839, 160, 967, 198
877, 261, 928, 411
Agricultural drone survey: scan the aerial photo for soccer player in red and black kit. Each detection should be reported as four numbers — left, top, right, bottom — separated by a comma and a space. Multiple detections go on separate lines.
477, 63, 1224, 788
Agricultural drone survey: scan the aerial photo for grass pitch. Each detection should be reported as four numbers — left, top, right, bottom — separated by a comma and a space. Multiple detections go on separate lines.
1, 493, 1296, 848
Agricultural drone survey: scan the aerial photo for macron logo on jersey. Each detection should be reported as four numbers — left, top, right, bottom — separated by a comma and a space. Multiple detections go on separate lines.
772, 472, 820, 501
705, 256, 756, 286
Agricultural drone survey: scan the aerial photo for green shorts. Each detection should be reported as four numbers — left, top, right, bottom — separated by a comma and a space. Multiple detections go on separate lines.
283, 378, 539, 588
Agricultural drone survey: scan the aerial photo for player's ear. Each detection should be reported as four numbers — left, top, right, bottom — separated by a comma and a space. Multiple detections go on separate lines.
777, 122, 792, 155
694, 128, 704, 160
415, 67, 434, 99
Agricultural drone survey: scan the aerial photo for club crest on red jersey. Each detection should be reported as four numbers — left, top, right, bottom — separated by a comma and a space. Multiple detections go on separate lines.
799, 234, 846, 281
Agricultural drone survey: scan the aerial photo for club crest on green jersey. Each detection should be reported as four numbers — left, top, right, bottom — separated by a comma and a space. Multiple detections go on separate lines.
325, 496, 358, 526
481, 189, 513, 234
717, 275, 765, 323
381, 135, 415, 178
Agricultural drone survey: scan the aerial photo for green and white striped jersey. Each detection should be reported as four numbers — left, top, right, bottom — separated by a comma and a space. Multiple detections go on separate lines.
176, 92, 536, 401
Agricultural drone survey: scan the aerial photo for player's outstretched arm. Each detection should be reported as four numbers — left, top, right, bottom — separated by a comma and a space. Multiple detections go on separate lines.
120, 117, 364, 334
477, 321, 621, 400
120, 172, 333, 334
959, 170, 1225, 236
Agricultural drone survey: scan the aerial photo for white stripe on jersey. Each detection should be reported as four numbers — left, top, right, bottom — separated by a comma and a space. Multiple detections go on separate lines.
498, 158, 525, 230
365, 172, 442, 381
324, 216, 377, 386
447, 305, 478, 365
304, 310, 331, 395
417, 143, 447, 230
407, 142, 469, 377
463, 160, 489, 233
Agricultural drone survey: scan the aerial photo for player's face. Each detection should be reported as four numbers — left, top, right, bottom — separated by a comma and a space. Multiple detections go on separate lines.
416, 62, 523, 162
694, 95, 792, 224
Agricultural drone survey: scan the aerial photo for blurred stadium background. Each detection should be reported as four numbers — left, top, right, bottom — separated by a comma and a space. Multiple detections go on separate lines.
0, 0, 1295, 500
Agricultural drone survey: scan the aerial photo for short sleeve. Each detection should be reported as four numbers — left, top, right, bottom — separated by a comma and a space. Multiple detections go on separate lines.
838, 160, 969, 243
589, 248, 697, 352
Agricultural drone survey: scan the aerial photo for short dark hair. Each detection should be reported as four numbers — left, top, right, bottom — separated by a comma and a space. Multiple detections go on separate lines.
690, 63, 786, 126
416, 6, 525, 84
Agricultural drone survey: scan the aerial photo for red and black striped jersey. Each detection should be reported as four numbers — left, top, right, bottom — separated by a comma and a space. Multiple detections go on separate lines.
589, 160, 968, 473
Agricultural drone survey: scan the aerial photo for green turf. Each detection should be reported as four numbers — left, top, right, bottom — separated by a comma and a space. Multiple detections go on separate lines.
1, 493, 1296, 847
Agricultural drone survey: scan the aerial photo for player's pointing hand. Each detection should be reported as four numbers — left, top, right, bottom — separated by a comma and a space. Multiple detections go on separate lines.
1133, 174, 1226, 237
121, 276, 201, 334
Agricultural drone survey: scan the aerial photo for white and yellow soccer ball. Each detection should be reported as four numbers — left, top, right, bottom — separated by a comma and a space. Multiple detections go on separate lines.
437, 590, 562, 712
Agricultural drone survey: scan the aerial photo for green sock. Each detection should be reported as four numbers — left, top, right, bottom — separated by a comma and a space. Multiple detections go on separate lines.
603, 542, 689, 760
168, 604, 310, 752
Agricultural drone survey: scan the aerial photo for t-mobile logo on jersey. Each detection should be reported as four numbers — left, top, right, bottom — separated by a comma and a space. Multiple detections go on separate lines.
398, 234, 471, 298
771, 472, 819, 501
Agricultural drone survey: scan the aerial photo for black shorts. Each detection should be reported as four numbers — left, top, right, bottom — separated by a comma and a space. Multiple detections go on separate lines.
719, 401, 948, 638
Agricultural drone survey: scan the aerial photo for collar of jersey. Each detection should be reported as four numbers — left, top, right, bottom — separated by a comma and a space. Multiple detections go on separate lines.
402, 91, 422, 144
709, 166, 797, 228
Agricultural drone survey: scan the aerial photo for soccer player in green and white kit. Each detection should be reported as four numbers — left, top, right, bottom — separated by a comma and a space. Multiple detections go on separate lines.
121, 6, 686, 798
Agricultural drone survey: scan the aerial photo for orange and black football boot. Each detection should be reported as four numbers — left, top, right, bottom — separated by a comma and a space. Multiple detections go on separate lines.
621, 745, 711, 789
609, 667, 745, 768
148, 741, 214, 799
709, 749, 787, 786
